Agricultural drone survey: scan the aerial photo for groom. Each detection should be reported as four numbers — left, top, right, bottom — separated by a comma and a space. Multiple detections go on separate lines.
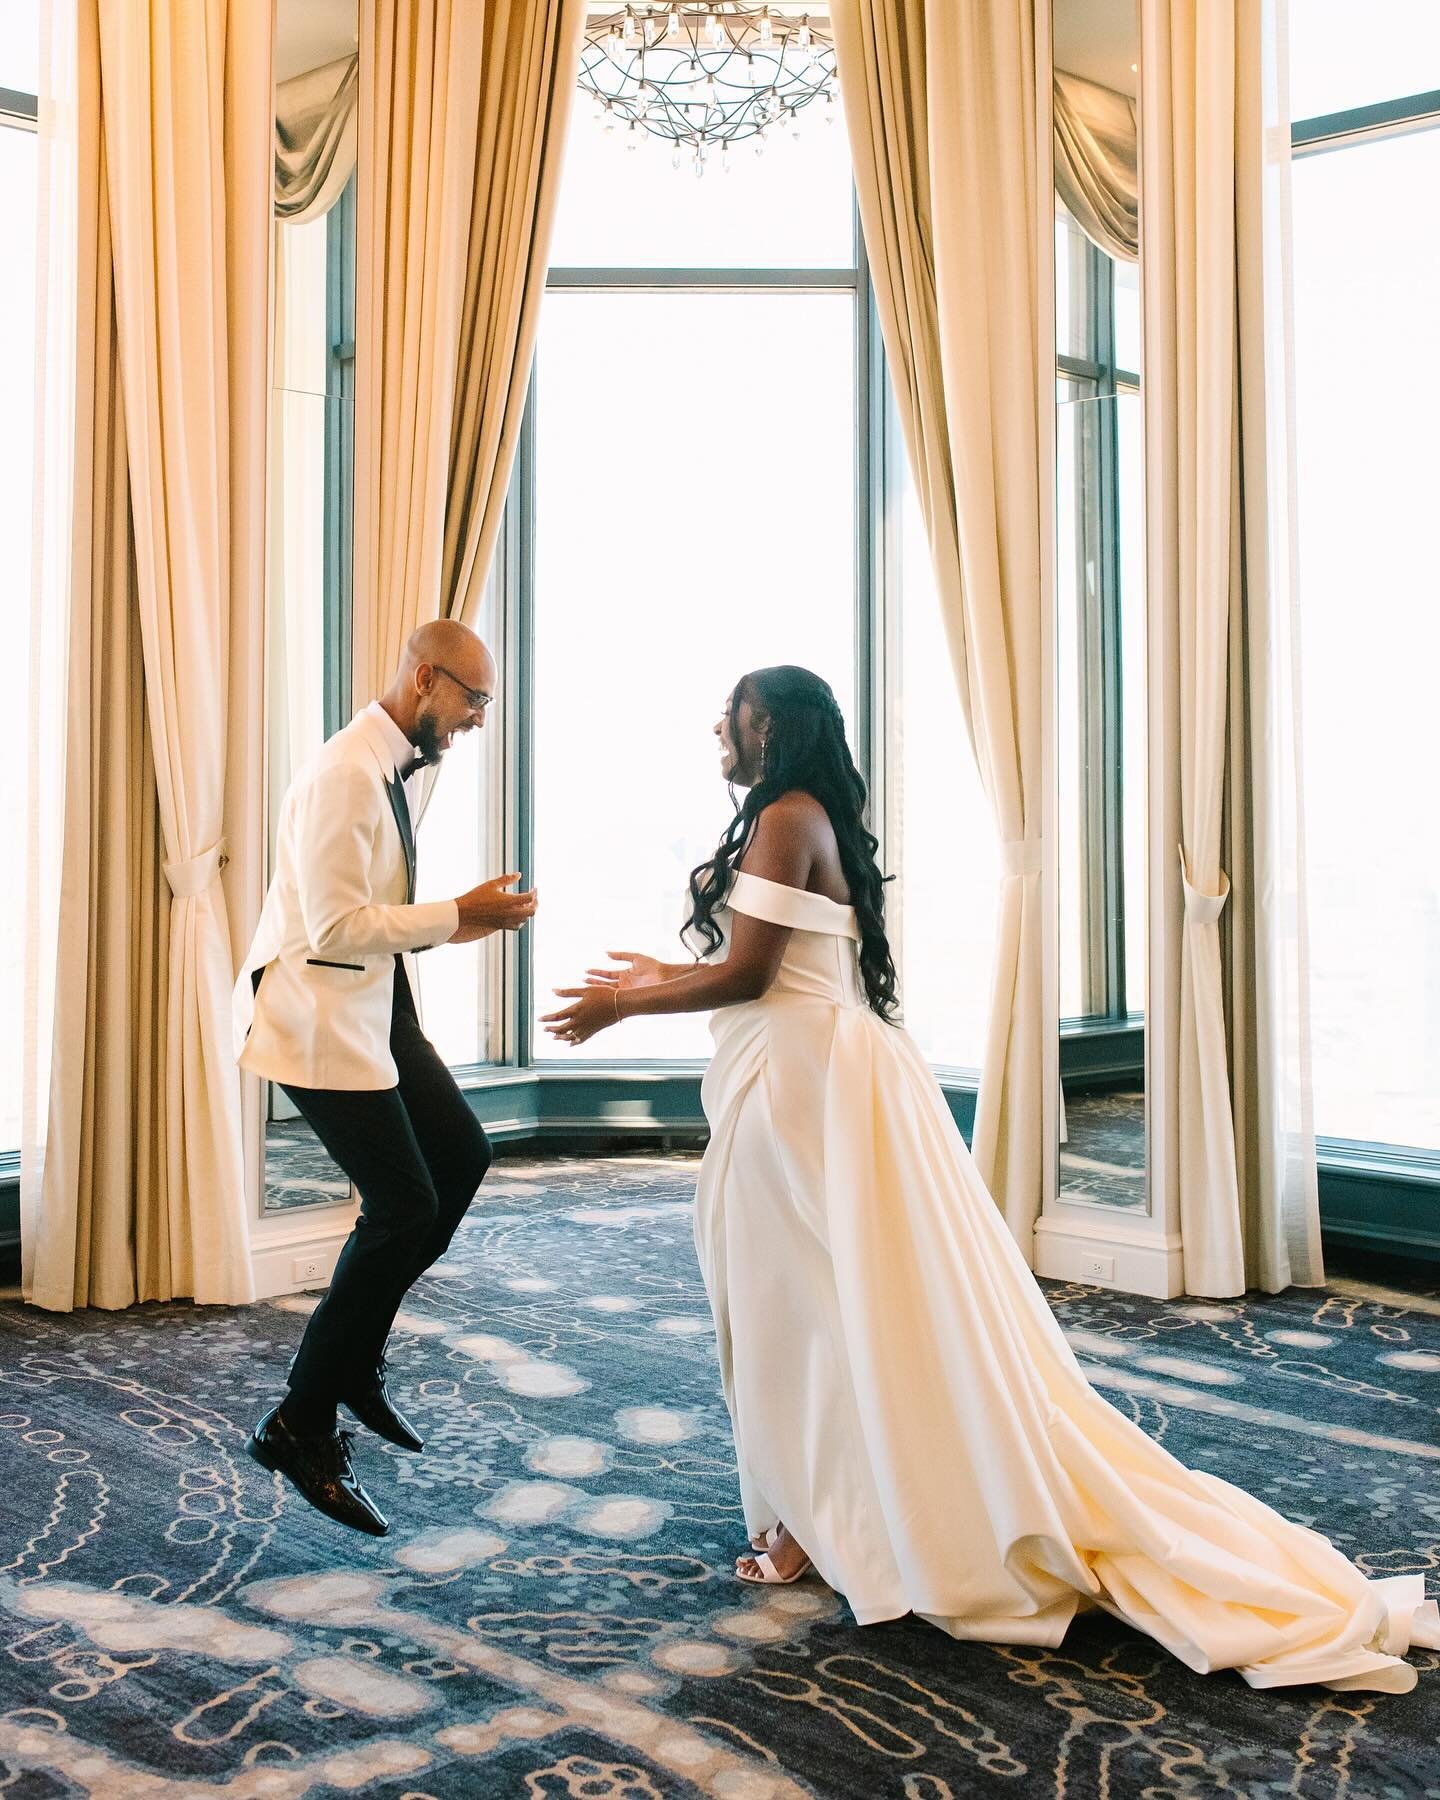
234, 618, 536, 1535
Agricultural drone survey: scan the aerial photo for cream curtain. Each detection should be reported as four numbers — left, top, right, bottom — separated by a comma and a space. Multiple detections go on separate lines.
356, 0, 585, 692
832, 0, 1048, 1250
1225, 0, 1322, 1292
23, 0, 175, 1311
1141, 0, 1320, 1294
77, 0, 271, 1307
275, 53, 358, 223
25, 0, 267, 1308
1053, 69, 1138, 263
222, 0, 276, 1184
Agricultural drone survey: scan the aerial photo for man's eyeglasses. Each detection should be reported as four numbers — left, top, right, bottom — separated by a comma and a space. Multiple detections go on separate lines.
432, 665, 493, 715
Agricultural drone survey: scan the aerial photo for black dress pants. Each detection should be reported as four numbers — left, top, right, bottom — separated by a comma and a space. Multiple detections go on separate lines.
278, 959, 491, 1405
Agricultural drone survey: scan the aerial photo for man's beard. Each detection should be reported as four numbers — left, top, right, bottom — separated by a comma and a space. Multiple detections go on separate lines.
412, 714, 447, 765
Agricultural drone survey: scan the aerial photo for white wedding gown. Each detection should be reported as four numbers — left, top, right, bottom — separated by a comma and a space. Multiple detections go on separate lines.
692, 871, 1439, 1693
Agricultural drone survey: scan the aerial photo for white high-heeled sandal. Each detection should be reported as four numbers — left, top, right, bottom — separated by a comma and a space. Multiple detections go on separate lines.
736, 1546, 812, 1586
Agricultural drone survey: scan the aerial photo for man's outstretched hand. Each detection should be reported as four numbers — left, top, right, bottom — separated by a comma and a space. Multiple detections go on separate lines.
452, 873, 538, 943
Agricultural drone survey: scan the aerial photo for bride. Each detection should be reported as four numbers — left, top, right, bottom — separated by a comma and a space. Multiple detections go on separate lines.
542, 663, 1437, 1694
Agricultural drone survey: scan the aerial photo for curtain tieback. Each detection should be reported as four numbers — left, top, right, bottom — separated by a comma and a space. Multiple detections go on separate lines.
1000, 838, 1043, 878
164, 839, 229, 899
1178, 844, 1229, 924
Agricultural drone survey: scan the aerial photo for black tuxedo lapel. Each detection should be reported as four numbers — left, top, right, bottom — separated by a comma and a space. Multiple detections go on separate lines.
386, 773, 417, 904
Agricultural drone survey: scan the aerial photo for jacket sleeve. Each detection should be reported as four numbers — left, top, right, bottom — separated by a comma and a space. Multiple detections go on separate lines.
294, 762, 459, 959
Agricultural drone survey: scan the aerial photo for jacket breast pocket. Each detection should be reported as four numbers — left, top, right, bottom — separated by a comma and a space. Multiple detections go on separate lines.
306, 958, 366, 973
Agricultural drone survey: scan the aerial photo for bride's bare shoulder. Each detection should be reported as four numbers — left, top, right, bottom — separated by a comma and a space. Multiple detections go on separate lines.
737, 792, 843, 895
736, 791, 821, 861
760, 788, 829, 828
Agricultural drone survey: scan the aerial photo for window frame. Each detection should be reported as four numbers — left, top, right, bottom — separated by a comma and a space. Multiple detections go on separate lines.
1056, 217, 1140, 1037
1291, 87, 1440, 154
1292, 85, 1440, 1178
322, 172, 356, 740
456, 204, 887, 1084
0, 87, 36, 129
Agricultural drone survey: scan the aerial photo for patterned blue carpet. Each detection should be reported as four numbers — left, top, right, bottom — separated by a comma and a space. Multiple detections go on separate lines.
1, 1152, 1437, 1798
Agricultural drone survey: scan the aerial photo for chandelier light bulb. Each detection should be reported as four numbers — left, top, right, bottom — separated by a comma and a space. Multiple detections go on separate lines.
799, 19, 812, 50
758, 7, 773, 47
622, 9, 638, 47
666, 5, 681, 39
606, 26, 622, 58
627, 120, 641, 149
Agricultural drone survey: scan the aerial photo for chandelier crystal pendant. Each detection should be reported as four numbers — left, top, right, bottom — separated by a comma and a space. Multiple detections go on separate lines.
580, 5, 839, 176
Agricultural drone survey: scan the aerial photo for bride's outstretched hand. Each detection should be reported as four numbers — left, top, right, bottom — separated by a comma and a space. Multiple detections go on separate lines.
542, 985, 621, 1047
544, 952, 676, 1045
584, 951, 665, 991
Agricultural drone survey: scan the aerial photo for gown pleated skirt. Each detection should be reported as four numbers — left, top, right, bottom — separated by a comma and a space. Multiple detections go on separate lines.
692, 871, 1439, 1693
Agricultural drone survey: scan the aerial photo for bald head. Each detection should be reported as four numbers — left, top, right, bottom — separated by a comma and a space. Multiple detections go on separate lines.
380, 618, 497, 769
400, 618, 487, 683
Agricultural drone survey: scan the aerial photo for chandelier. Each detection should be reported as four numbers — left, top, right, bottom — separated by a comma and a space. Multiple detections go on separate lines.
578, 5, 839, 175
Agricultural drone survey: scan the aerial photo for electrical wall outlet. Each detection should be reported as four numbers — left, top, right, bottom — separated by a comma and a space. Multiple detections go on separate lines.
291, 1255, 328, 1286
1083, 1254, 1115, 1283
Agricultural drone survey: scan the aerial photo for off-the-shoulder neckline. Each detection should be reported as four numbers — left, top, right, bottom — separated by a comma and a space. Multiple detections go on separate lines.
731, 869, 857, 915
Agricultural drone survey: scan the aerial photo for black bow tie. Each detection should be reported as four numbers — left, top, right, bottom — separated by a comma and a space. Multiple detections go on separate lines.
398, 755, 426, 782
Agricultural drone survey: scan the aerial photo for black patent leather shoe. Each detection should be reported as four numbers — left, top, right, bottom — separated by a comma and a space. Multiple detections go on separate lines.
342, 1361, 424, 1453
245, 1405, 390, 1536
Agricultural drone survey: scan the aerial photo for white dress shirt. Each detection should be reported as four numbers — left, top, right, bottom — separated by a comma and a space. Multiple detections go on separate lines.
364, 699, 419, 821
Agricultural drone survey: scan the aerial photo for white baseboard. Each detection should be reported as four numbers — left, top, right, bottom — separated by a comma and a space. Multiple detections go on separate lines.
248, 1204, 358, 1301
1034, 1209, 1184, 1299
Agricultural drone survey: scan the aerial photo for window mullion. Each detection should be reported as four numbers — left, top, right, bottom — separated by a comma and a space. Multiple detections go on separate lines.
1092, 240, 1126, 1026
506, 375, 538, 1069
1292, 88, 1440, 154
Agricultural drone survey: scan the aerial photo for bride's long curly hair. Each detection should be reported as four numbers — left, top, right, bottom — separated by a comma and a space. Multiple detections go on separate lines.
683, 666, 899, 1021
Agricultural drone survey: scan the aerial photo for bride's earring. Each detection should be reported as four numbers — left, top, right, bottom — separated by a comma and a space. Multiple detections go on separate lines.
760, 734, 770, 779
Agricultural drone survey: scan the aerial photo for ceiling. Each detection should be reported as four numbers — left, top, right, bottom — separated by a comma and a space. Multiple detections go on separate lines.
274, 0, 357, 86
1053, 0, 1138, 98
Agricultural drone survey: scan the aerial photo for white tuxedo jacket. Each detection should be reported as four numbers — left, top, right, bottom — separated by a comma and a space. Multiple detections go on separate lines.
233, 708, 459, 1090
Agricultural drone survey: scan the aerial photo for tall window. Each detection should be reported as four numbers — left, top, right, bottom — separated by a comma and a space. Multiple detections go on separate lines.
1290, 15, 1440, 1153
528, 95, 860, 1063
1055, 208, 1144, 1030
0, 14, 38, 1153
